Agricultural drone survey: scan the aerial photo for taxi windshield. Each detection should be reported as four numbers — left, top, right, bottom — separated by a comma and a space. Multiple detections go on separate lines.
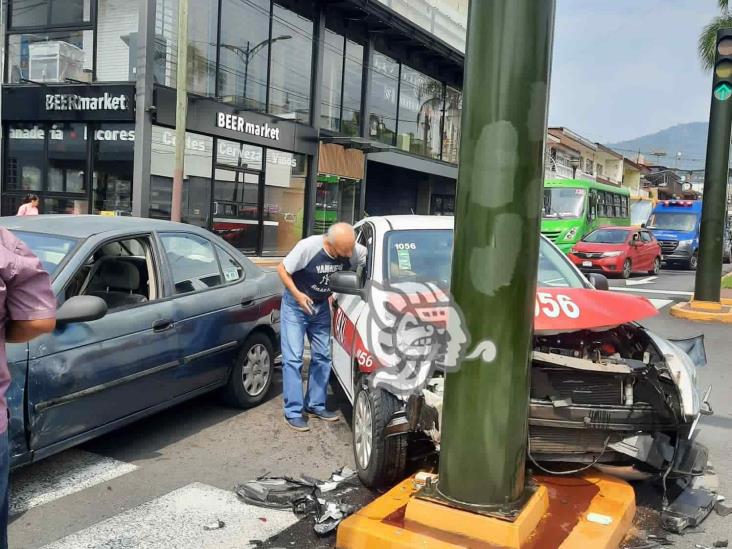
385, 230, 586, 289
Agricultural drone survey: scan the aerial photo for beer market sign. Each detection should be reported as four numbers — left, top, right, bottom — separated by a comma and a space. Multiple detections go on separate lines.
45, 92, 130, 112
216, 112, 281, 141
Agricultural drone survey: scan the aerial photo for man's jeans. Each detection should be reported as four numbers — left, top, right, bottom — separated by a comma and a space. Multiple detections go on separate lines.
281, 291, 332, 420
0, 430, 9, 549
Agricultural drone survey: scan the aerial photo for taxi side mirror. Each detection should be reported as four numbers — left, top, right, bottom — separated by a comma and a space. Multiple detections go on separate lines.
329, 271, 365, 299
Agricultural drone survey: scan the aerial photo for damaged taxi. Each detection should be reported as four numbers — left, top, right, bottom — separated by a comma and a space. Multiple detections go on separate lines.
328, 215, 712, 521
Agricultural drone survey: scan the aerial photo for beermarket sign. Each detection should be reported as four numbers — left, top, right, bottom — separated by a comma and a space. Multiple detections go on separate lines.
216, 112, 281, 141
45, 92, 130, 112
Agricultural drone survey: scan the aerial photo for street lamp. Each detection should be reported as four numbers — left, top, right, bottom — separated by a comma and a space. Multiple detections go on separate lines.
219, 35, 292, 103
570, 156, 581, 178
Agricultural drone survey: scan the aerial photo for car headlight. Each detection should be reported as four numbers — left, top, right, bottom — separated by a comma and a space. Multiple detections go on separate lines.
678, 239, 694, 249
647, 331, 700, 419
563, 228, 578, 241
601, 251, 623, 257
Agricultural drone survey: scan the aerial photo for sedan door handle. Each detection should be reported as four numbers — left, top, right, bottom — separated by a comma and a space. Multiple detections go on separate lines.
152, 319, 174, 332
240, 298, 255, 307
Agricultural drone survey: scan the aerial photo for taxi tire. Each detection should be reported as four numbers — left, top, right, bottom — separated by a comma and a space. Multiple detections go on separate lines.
353, 380, 408, 489
222, 333, 274, 409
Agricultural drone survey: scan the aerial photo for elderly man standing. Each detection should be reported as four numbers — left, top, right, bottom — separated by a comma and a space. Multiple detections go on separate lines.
277, 223, 366, 431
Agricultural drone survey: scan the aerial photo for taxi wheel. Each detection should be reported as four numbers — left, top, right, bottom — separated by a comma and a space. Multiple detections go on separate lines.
649, 257, 661, 275
353, 380, 407, 489
223, 333, 274, 409
621, 259, 632, 279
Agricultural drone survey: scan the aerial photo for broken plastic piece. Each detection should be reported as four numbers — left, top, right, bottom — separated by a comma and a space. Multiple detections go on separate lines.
715, 501, 732, 517
662, 486, 716, 533
203, 519, 225, 531
714, 541, 729, 548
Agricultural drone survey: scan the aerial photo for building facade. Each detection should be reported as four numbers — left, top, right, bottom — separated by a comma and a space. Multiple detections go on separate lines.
1, 0, 465, 255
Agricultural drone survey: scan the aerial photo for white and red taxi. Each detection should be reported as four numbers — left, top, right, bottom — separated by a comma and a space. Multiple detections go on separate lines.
328, 216, 710, 490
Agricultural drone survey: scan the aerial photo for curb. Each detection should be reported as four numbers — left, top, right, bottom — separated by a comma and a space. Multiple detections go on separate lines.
670, 298, 732, 323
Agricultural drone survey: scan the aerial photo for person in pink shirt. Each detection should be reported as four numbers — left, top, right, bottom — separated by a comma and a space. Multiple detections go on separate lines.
16, 195, 39, 216
0, 228, 56, 548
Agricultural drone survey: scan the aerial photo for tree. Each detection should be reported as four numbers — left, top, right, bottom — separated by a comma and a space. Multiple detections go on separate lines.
699, 0, 732, 70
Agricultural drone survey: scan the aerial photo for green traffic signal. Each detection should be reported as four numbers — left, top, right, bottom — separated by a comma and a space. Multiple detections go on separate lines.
714, 82, 732, 101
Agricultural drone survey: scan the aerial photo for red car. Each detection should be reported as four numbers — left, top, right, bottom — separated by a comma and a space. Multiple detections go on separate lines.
569, 226, 661, 278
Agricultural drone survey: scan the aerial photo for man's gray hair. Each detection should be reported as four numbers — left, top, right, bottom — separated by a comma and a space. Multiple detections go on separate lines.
326, 222, 356, 244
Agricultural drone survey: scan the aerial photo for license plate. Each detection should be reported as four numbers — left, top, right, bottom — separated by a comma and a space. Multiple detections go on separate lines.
582, 261, 592, 267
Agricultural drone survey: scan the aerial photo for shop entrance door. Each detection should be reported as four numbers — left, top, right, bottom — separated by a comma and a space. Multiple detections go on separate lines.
212, 167, 263, 254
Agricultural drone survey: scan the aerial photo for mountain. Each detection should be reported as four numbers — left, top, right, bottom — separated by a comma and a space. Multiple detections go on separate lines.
608, 122, 708, 170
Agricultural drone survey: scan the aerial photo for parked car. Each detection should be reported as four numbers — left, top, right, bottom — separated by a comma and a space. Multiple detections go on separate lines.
568, 226, 662, 279
328, 215, 710, 492
1, 215, 281, 468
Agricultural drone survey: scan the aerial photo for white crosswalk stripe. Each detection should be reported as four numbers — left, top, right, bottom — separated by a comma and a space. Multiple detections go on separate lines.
39, 482, 299, 549
649, 298, 673, 310
10, 450, 138, 516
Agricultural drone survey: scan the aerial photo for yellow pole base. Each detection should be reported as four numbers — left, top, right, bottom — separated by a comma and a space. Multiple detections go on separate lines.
336, 472, 636, 549
670, 298, 732, 323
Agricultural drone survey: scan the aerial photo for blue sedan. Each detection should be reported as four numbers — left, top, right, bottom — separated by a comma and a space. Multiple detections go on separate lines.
0, 216, 282, 468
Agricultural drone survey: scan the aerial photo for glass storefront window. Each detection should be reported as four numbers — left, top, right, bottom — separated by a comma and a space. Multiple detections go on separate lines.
442, 86, 462, 164
268, 3, 312, 123
6, 124, 45, 192
92, 124, 134, 214
369, 52, 399, 145
48, 123, 87, 193
213, 169, 260, 253
43, 196, 89, 214
216, 138, 264, 171
217, 0, 271, 112
188, 0, 218, 97
321, 30, 344, 132
11, 0, 92, 28
150, 125, 213, 226
263, 151, 306, 255
341, 40, 363, 137
154, 0, 218, 95
397, 66, 443, 159
8, 30, 93, 83
96, 0, 140, 81
314, 175, 360, 235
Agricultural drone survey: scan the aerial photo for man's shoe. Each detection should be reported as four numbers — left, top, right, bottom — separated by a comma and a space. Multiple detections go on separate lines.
285, 416, 310, 431
305, 409, 340, 422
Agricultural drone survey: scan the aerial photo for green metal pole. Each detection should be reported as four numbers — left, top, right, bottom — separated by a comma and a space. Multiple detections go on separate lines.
695, 29, 732, 302
437, 0, 555, 507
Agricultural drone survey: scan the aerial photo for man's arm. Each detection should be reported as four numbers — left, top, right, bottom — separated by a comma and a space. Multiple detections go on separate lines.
6, 318, 56, 343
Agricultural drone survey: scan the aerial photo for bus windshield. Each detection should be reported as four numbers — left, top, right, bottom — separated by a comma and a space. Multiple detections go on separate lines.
543, 188, 585, 219
630, 200, 654, 226
647, 212, 697, 232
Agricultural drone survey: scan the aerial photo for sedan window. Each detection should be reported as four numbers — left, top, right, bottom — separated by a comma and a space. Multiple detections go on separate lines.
160, 233, 223, 294
216, 246, 244, 283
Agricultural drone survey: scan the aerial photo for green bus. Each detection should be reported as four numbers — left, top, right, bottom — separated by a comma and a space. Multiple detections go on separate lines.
542, 178, 631, 253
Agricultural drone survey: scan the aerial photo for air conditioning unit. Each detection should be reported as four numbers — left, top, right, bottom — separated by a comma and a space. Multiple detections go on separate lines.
28, 41, 85, 83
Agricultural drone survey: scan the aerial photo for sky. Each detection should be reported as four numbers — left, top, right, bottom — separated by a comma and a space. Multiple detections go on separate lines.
549, 0, 720, 144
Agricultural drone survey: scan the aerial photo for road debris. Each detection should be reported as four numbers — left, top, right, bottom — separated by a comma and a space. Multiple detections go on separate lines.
713, 541, 728, 548
235, 466, 359, 536
203, 519, 225, 531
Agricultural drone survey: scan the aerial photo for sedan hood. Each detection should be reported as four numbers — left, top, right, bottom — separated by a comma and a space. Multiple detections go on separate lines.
572, 242, 627, 252
535, 288, 657, 334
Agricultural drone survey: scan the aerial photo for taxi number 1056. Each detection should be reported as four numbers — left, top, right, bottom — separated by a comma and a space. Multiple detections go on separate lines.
535, 292, 580, 319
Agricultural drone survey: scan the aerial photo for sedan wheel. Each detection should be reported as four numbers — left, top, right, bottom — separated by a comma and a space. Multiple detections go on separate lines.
649, 257, 661, 275
223, 333, 274, 408
622, 259, 632, 279
242, 344, 271, 398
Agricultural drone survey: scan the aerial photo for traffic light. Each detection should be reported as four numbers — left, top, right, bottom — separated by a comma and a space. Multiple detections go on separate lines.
713, 31, 732, 101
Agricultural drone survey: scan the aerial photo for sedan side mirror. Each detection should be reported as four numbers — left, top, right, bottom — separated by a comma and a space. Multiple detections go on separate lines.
56, 295, 108, 326
329, 271, 364, 298
588, 273, 609, 291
